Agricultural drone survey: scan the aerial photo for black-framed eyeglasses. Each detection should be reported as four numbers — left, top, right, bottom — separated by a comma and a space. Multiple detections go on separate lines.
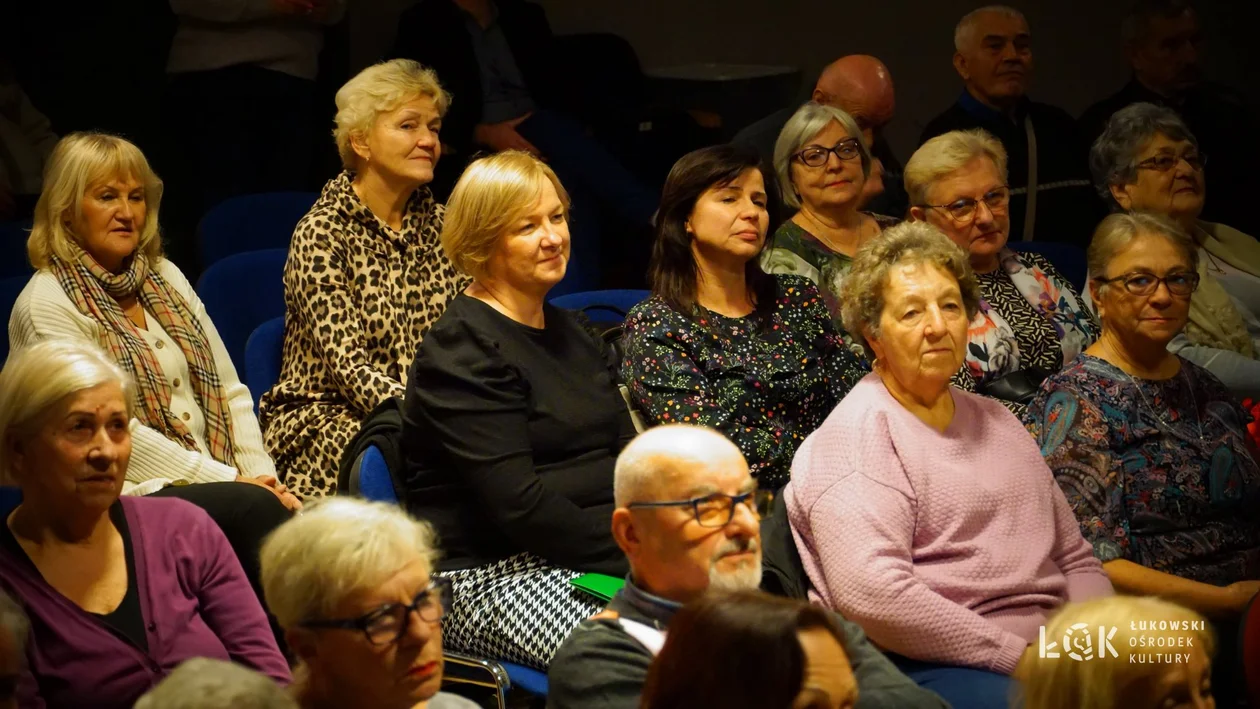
627, 489, 774, 528
1094, 271, 1200, 296
916, 186, 1011, 224
1136, 152, 1207, 173
795, 139, 862, 168
301, 577, 453, 646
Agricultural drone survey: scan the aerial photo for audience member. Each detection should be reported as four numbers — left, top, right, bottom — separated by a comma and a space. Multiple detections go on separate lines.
1079, 0, 1259, 235
0, 58, 57, 221
547, 424, 947, 709
734, 55, 906, 224
640, 589, 858, 709
1088, 102, 1260, 398
260, 498, 478, 709
402, 150, 632, 670
761, 102, 900, 359
920, 5, 1101, 245
134, 658, 298, 709
621, 145, 866, 490
0, 340, 290, 709
1022, 596, 1216, 709
260, 59, 468, 498
906, 129, 1099, 413
1025, 212, 1259, 706
786, 221, 1113, 709
0, 589, 25, 709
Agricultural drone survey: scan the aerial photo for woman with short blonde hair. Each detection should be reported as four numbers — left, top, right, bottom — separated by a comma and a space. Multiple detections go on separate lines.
260, 58, 468, 498
401, 150, 633, 670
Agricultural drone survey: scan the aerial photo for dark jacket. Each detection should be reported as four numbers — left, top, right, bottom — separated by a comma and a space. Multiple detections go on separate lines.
338, 396, 405, 498
547, 579, 950, 709
759, 491, 809, 600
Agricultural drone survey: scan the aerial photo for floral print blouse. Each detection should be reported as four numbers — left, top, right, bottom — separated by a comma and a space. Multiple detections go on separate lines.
620, 275, 866, 490
1024, 354, 1260, 585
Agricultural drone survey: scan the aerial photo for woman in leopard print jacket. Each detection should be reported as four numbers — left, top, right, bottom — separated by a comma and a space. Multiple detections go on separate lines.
260, 59, 468, 498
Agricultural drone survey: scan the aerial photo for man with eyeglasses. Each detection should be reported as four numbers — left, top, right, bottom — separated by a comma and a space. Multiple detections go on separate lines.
920, 5, 1101, 245
547, 425, 947, 709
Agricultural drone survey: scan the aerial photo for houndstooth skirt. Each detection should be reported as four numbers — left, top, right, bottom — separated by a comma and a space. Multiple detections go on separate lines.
435, 552, 604, 670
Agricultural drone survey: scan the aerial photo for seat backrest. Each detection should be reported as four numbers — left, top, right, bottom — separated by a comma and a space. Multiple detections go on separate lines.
354, 444, 399, 504
1008, 242, 1089, 292
550, 289, 651, 326
244, 317, 286, 406
197, 191, 317, 268
195, 249, 288, 379
0, 220, 34, 279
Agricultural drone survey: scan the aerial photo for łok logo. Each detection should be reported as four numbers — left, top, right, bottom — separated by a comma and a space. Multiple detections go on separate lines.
1039, 624, 1118, 661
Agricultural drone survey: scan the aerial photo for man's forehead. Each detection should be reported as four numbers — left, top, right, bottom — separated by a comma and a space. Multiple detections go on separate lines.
975, 14, 1030, 38
654, 455, 752, 497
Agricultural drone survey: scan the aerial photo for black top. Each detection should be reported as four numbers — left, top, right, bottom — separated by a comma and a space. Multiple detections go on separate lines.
0, 503, 148, 653
920, 92, 1105, 247
401, 295, 633, 575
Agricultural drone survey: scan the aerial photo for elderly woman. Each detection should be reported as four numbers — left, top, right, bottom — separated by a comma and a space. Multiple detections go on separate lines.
622, 144, 866, 490
260, 498, 477, 709
1024, 213, 1259, 705
761, 102, 899, 357
1090, 102, 1260, 399
785, 221, 1112, 709
0, 340, 290, 709
906, 129, 1099, 413
260, 58, 469, 498
401, 151, 632, 669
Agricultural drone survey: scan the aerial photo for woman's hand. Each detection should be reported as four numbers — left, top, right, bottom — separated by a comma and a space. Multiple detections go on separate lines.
1224, 580, 1260, 615
473, 117, 543, 158
237, 474, 303, 512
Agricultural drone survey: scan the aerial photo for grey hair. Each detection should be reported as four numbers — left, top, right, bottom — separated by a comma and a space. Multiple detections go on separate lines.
1121, 0, 1195, 44
904, 129, 1008, 207
614, 425, 744, 508
1088, 102, 1198, 211
133, 658, 297, 709
1087, 212, 1198, 284
955, 5, 1027, 51
773, 102, 872, 211
0, 588, 29, 658
840, 221, 981, 361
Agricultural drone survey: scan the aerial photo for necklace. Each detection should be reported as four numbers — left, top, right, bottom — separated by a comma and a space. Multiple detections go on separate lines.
1115, 364, 1207, 442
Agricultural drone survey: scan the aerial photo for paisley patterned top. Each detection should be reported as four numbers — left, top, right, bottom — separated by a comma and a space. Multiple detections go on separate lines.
1023, 354, 1260, 585
620, 275, 867, 490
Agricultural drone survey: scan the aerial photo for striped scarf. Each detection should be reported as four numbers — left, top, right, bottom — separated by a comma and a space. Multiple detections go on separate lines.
50, 247, 238, 467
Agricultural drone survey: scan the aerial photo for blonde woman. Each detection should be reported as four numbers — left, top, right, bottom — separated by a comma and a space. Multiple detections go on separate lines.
400, 151, 633, 670
260, 58, 469, 498
260, 498, 477, 709
1023, 596, 1216, 709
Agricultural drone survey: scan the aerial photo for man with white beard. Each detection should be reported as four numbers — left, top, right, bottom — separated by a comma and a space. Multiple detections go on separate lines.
546, 425, 946, 709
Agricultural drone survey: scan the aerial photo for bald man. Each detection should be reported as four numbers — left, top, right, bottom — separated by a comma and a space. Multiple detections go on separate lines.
732, 55, 909, 226
546, 425, 946, 709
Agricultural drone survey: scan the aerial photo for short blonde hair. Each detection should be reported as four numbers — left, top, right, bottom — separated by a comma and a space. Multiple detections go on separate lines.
840, 221, 980, 360
774, 102, 872, 210
259, 497, 439, 630
0, 340, 135, 484
334, 59, 451, 170
28, 132, 165, 270
441, 150, 571, 279
1022, 596, 1215, 709
1088, 212, 1198, 284
904, 129, 1009, 207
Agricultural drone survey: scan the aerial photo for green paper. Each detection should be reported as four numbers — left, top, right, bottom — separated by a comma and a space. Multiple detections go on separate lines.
568, 573, 625, 602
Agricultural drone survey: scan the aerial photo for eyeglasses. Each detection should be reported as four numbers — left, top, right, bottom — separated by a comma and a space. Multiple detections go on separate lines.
795, 139, 862, 168
1094, 271, 1200, 296
301, 577, 453, 646
1136, 152, 1207, 173
917, 186, 1010, 224
627, 489, 774, 528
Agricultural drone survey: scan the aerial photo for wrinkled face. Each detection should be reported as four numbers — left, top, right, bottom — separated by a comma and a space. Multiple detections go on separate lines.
1090, 232, 1194, 351
956, 12, 1032, 103
482, 178, 570, 295
915, 157, 1009, 266
72, 173, 146, 273
8, 383, 130, 517
790, 120, 867, 214
1131, 10, 1203, 94
687, 169, 770, 268
867, 262, 969, 393
1111, 133, 1205, 225
300, 559, 445, 709
357, 95, 442, 186
792, 627, 858, 709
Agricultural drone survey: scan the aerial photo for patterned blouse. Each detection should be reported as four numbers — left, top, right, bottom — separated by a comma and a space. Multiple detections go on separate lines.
621, 275, 867, 490
1024, 354, 1260, 585
761, 216, 900, 361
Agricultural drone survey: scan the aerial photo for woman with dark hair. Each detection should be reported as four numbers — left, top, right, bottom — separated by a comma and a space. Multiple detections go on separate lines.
640, 589, 858, 709
620, 145, 865, 490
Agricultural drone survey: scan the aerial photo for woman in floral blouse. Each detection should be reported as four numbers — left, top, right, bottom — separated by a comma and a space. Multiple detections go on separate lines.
1024, 213, 1259, 705
621, 144, 865, 490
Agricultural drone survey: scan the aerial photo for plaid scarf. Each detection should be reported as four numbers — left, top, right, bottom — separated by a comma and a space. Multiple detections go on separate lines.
50, 247, 238, 467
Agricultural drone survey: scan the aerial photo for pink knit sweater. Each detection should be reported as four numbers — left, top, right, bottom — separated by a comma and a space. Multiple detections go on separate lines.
785, 374, 1112, 675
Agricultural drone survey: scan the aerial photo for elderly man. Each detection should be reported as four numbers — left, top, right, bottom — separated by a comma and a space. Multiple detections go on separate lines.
133, 659, 297, 709
0, 590, 24, 709
920, 5, 1101, 245
546, 425, 946, 709
1079, 0, 1259, 234
733, 55, 907, 225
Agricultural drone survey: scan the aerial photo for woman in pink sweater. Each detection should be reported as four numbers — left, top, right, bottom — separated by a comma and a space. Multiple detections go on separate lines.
784, 222, 1112, 709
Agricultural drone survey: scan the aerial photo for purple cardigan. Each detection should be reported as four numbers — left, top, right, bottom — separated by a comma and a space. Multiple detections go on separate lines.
0, 496, 291, 708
